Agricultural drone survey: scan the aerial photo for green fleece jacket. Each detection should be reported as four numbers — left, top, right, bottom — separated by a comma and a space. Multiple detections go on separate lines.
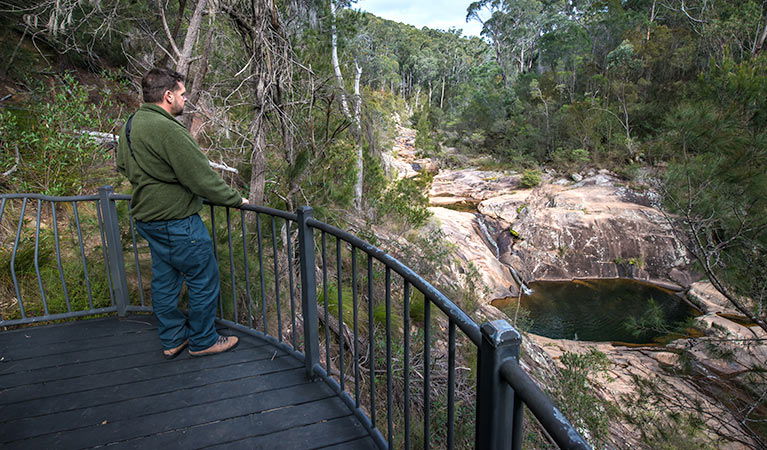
117, 104, 242, 222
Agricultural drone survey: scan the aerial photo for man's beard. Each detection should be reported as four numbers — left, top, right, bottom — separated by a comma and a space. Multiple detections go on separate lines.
171, 102, 184, 116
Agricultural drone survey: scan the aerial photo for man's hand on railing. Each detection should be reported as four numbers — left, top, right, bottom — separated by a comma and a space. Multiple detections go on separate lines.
241, 198, 249, 205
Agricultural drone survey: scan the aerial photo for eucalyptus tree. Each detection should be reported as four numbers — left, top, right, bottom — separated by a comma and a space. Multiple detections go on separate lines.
467, 0, 555, 84
328, 0, 366, 209
221, 0, 297, 205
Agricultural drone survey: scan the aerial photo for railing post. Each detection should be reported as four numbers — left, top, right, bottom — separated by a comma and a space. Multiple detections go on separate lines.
297, 206, 320, 379
98, 185, 129, 317
476, 319, 522, 449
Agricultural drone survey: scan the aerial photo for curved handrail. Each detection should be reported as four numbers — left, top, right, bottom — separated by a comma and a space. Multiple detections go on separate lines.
307, 217, 482, 346
0, 189, 588, 449
501, 359, 590, 449
0, 193, 101, 201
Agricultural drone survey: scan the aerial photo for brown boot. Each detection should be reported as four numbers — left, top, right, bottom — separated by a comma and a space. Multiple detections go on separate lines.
188, 335, 239, 357
163, 340, 188, 360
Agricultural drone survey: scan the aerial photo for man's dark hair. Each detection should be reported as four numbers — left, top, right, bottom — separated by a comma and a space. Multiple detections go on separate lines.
141, 68, 185, 103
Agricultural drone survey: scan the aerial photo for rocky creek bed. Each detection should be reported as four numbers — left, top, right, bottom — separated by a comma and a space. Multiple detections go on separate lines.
382, 123, 766, 447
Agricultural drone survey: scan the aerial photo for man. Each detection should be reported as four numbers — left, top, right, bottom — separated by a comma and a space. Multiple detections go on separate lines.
117, 68, 246, 358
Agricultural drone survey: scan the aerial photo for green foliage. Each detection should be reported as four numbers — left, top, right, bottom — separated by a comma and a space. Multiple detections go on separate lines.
623, 376, 717, 449
623, 298, 699, 341
519, 169, 542, 188
375, 173, 433, 226
318, 283, 355, 328
551, 147, 590, 172
554, 349, 614, 445
414, 108, 439, 156
661, 55, 767, 319
0, 207, 111, 320
0, 75, 115, 195
408, 289, 426, 323
372, 303, 402, 329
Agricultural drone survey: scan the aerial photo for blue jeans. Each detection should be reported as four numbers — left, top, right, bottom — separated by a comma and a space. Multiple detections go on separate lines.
135, 214, 220, 352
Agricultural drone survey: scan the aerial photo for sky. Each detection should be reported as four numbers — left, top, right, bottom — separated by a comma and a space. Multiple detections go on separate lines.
355, 0, 486, 38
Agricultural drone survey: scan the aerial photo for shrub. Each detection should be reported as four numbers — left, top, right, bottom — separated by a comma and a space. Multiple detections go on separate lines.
519, 169, 542, 188
376, 173, 433, 227
0, 74, 116, 195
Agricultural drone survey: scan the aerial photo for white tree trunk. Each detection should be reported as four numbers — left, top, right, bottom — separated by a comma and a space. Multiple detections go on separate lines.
428, 81, 433, 108
330, 0, 351, 118
439, 77, 446, 109
353, 60, 363, 210
175, 0, 209, 77
754, 18, 767, 54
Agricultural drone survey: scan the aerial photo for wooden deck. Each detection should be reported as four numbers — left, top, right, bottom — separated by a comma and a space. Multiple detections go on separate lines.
0, 315, 377, 449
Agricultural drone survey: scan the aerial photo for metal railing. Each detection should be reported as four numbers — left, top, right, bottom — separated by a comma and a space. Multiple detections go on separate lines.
0, 186, 590, 449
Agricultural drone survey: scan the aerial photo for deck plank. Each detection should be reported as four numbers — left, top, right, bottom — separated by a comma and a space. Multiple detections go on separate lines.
1, 356, 302, 422
0, 327, 159, 360
208, 415, 371, 449
319, 436, 380, 449
0, 366, 309, 441
0, 334, 270, 385
0, 316, 377, 449
0, 316, 156, 346
0, 341, 292, 404
107, 397, 356, 449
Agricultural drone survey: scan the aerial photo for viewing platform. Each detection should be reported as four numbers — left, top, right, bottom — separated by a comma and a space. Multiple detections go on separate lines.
0, 188, 588, 449
0, 315, 375, 449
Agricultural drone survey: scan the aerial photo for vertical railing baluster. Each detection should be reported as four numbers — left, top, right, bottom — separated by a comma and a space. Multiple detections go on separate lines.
51, 201, 71, 313
240, 210, 254, 329
447, 319, 456, 450
95, 199, 115, 306
34, 199, 49, 315
403, 282, 411, 449
385, 267, 393, 446
296, 207, 319, 378
0, 198, 6, 222
322, 231, 330, 371
72, 202, 94, 310
128, 214, 145, 307
98, 187, 129, 317
11, 198, 27, 318
423, 295, 432, 449
351, 246, 360, 408
286, 219, 297, 349
367, 254, 376, 430
226, 208, 237, 323
512, 380, 524, 450
336, 237, 345, 391
256, 213, 268, 335
210, 205, 223, 318
271, 216, 283, 341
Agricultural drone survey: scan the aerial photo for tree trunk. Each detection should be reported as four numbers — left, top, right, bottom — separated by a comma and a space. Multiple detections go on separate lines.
353, 60, 363, 210
427, 80, 433, 108
175, 0, 209, 77
439, 77, 445, 109
754, 18, 767, 54
155, 0, 188, 67
183, 2, 216, 135
249, 114, 267, 205
330, 0, 351, 117
646, 0, 657, 41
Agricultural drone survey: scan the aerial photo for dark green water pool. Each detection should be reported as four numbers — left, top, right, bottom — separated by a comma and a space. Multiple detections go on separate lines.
492, 279, 697, 344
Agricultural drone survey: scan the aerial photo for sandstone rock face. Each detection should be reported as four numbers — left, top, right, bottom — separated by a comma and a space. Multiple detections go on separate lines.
427, 170, 693, 303
429, 169, 522, 207
532, 333, 758, 448
382, 125, 439, 179
499, 177, 692, 285
429, 207, 516, 300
